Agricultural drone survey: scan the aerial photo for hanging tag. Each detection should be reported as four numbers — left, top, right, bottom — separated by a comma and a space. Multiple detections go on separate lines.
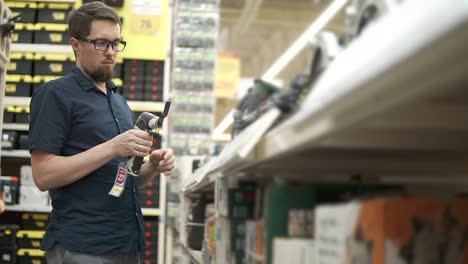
108, 162, 128, 197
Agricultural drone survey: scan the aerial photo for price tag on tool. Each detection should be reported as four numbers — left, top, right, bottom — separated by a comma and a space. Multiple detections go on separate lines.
108, 162, 128, 197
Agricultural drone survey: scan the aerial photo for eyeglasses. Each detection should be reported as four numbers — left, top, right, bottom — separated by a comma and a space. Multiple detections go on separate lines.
81, 38, 127, 52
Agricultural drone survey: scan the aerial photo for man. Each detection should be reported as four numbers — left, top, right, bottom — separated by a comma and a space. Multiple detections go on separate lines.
28, 2, 174, 263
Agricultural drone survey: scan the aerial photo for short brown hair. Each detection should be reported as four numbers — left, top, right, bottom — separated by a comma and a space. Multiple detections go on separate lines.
67, 1, 121, 40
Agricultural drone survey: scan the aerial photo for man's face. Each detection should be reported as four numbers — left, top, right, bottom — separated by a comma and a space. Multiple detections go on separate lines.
76, 20, 121, 83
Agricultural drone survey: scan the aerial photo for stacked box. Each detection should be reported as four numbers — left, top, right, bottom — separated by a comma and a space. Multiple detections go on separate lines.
5, 75, 33, 97
138, 174, 160, 208
7, 2, 37, 23
17, 249, 46, 264
16, 231, 44, 249
144, 61, 163, 102
1, 130, 18, 150
143, 219, 158, 264
21, 213, 49, 230
36, 3, 72, 24
3, 105, 15, 123
7, 53, 33, 75
32, 75, 57, 94
315, 197, 468, 264
228, 182, 257, 264
33, 53, 74, 76
123, 59, 145, 101
14, 106, 29, 124
0, 176, 19, 205
11, 23, 34, 43
33, 23, 69, 45
0, 225, 19, 264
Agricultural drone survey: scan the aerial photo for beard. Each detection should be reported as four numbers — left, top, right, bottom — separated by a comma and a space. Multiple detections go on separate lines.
85, 66, 114, 83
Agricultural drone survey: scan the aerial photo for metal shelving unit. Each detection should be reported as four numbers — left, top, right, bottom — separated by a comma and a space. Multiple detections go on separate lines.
3, 96, 166, 113
6, 204, 161, 217
176, 0, 468, 263
183, 0, 468, 193
3, 123, 28, 131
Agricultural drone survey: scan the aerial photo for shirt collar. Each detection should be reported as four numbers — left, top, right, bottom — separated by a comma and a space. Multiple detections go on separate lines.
71, 66, 117, 93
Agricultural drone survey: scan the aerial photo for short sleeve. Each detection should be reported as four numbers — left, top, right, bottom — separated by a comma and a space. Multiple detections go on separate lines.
29, 82, 71, 155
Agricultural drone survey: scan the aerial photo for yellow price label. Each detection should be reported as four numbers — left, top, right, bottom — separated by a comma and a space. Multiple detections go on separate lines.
131, 15, 161, 35
6, 84, 16, 92
52, 12, 66, 21
50, 63, 63, 73
50, 33, 63, 43
7, 62, 17, 71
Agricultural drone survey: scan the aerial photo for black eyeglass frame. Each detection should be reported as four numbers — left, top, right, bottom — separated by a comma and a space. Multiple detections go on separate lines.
80, 38, 127, 52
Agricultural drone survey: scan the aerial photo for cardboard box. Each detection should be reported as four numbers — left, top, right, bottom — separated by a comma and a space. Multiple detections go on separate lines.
315, 197, 468, 264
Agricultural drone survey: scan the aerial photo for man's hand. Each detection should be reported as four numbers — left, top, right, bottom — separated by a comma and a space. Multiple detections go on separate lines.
148, 148, 175, 176
109, 129, 153, 158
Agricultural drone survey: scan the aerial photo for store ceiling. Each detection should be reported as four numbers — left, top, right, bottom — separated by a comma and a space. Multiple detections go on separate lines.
219, 0, 346, 84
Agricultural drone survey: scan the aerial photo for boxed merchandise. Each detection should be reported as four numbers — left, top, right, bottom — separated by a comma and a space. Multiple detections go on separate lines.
315, 197, 468, 264
32, 75, 58, 94
14, 106, 29, 124
272, 238, 314, 264
3, 105, 15, 123
7, 53, 33, 75
17, 249, 46, 264
16, 230, 44, 249
5, 75, 33, 97
0, 225, 18, 263
0, 176, 19, 205
7, 2, 37, 23
33, 23, 69, 45
36, 3, 73, 24
17, 134, 29, 150
11, 23, 34, 43
21, 213, 49, 230
33, 53, 74, 76
0, 225, 18, 248
1, 131, 18, 150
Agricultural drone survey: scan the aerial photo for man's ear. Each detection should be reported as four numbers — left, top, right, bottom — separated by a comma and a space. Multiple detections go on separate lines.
70, 37, 80, 53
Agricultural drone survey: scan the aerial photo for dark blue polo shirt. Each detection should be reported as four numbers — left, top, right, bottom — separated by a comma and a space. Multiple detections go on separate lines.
29, 66, 145, 254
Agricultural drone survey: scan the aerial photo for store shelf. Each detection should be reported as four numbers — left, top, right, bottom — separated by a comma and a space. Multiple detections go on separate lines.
2, 150, 30, 158
4, 96, 165, 113
11, 44, 72, 54
3, 123, 28, 131
5, 205, 160, 216
127, 101, 165, 112
142, 208, 160, 216
4, 96, 29, 106
5, 204, 51, 213
184, 0, 468, 193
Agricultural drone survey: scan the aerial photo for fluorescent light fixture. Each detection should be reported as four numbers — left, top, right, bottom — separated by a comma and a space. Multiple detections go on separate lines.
212, 0, 349, 140
262, 0, 349, 81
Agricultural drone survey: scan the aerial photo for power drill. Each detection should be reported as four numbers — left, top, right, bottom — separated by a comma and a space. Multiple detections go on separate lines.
126, 101, 171, 176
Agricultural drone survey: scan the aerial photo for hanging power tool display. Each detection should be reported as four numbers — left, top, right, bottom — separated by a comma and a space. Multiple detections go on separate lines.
231, 0, 406, 140
341, 0, 403, 46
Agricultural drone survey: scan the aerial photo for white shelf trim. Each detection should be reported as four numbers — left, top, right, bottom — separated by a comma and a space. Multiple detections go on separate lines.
11, 44, 73, 54
3, 123, 29, 131
2, 150, 30, 158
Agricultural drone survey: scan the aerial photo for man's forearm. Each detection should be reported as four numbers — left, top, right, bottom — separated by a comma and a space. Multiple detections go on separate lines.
136, 161, 160, 189
31, 141, 116, 191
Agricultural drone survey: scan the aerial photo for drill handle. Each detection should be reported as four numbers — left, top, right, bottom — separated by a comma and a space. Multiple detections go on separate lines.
126, 156, 144, 176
